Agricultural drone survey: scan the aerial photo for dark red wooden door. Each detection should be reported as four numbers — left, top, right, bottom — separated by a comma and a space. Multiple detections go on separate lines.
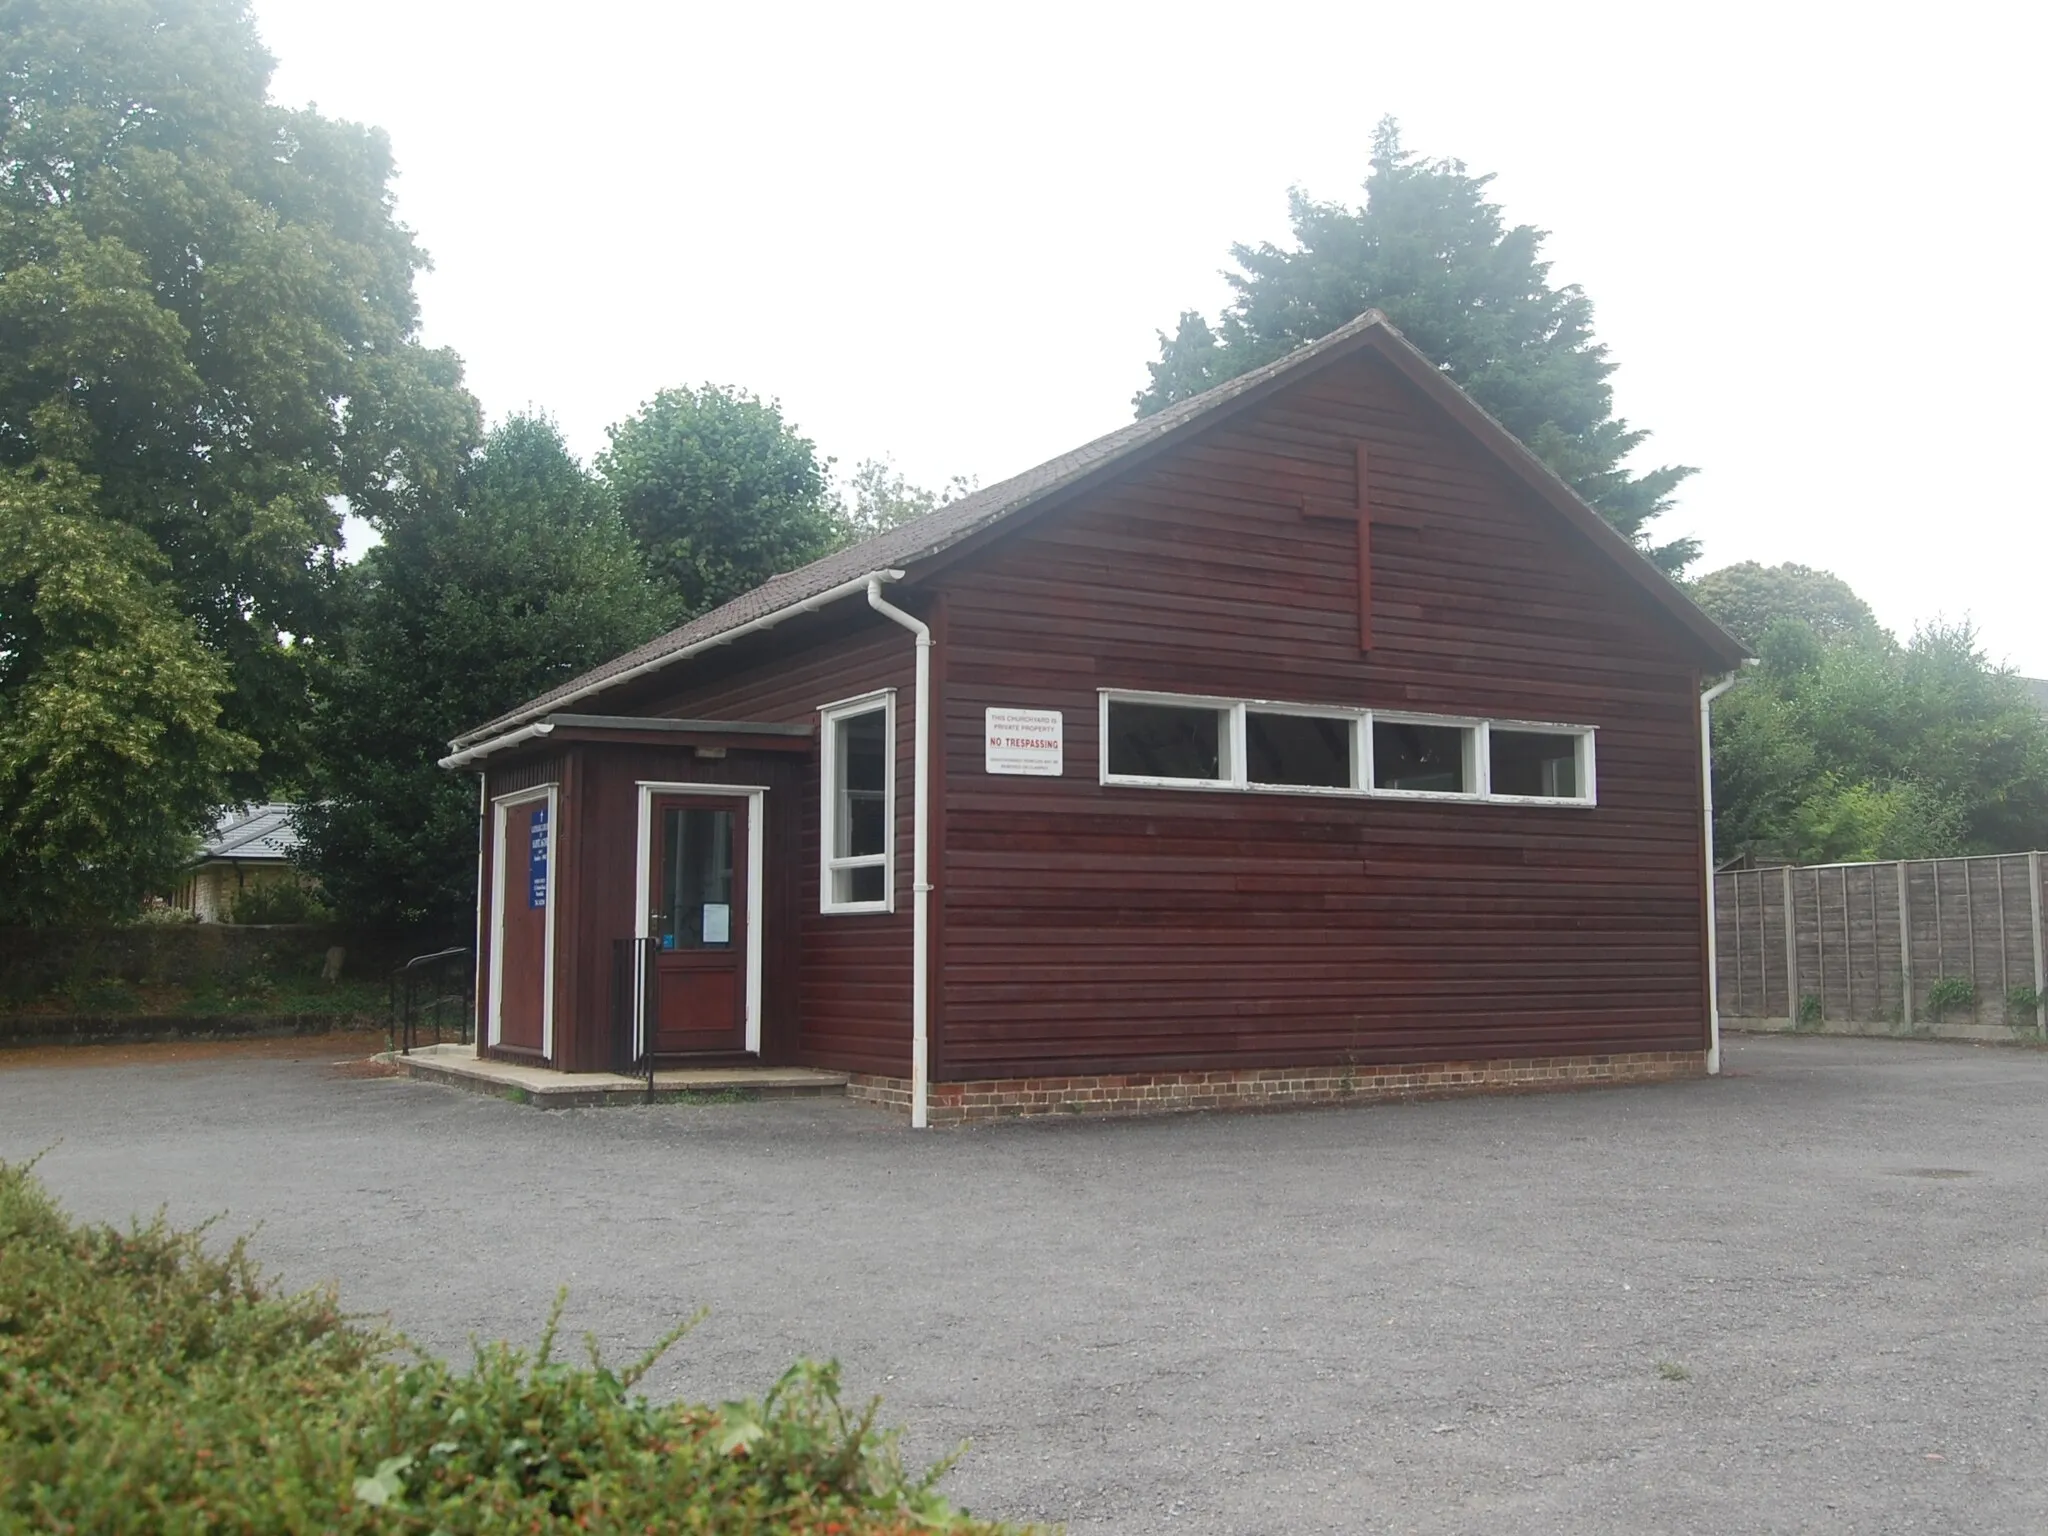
648, 795, 748, 1055
497, 797, 549, 1052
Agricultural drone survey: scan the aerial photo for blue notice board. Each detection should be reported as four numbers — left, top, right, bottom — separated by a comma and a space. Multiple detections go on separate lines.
527, 806, 549, 909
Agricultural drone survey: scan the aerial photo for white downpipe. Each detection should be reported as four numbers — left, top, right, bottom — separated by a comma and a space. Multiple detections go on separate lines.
866, 580, 931, 1130
1699, 664, 1754, 1075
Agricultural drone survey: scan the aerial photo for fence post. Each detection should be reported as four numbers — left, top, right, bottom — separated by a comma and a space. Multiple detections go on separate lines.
1782, 865, 1799, 1026
1898, 861, 1914, 1028
2030, 851, 2044, 1037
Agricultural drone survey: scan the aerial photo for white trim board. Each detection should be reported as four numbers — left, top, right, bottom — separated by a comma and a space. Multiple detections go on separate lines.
817, 688, 897, 915
487, 783, 559, 1060
634, 781, 769, 1058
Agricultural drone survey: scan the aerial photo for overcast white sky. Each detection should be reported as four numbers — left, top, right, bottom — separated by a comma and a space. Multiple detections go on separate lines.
252, 0, 2047, 674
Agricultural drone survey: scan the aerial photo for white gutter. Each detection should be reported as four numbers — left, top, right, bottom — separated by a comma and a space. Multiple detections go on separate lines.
441, 568, 911, 766
865, 578, 932, 1130
1699, 662, 1757, 1075
438, 721, 555, 772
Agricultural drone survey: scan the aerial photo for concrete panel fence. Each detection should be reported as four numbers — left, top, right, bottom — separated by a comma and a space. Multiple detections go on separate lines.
1716, 852, 2047, 1039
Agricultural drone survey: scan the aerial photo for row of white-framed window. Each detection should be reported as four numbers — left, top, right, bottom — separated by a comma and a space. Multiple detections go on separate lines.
1099, 690, 1597, 806
816, 686, 1599, 917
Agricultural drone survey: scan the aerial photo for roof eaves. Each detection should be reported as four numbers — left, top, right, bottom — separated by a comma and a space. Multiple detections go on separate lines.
449, 307, 1744, 749
449, 311, 1404, 752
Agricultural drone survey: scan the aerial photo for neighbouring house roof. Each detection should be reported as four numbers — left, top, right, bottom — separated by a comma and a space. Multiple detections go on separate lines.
452, 310, 1748, 752
195, 804, 300, 865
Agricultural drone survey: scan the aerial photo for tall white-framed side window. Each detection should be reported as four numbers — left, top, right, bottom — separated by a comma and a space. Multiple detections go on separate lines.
819, 689, 895, 914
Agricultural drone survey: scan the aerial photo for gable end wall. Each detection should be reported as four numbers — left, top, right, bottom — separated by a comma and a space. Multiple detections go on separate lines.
929, 351, 1709, 1080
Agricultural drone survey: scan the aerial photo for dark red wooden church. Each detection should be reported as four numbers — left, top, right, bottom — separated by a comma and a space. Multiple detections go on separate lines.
442, 311, 1747, 1125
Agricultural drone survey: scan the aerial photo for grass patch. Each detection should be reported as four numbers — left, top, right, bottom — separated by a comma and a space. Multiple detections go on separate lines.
0, 1157, 1035, 1533
1655, 1360, 1692, 1382
661, 1087, 755, 1106
1924, 976, 1978, 1023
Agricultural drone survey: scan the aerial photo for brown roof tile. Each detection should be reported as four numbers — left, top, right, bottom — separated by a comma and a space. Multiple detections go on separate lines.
452, 310, 1743, 750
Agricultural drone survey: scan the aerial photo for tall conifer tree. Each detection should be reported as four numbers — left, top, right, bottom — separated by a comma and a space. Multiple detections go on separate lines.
1137, 119, 1697, 571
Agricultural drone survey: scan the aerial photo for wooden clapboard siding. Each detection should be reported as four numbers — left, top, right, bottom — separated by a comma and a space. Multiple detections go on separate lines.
557, 744, 805, 1072
930, 350, 1710, 1079
618, 620, 920, 1077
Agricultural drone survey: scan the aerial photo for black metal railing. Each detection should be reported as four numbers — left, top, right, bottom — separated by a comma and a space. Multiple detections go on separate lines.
389, 947, 474, 1056
611, 937, 656, 1100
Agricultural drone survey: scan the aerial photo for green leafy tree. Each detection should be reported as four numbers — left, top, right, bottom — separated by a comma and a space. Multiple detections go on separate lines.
841, 457, 976, 539
0, 0, 480, 791
297, 418, 671, 928
1136, 118, 1697, 571
0, 461, 254, 922
1690, 561, 1883, 650
1713, 616, 2048, 864
601, 386, 842, 617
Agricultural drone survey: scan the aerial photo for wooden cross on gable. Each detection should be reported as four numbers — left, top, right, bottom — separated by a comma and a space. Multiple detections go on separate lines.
1297, 442, 1420, 651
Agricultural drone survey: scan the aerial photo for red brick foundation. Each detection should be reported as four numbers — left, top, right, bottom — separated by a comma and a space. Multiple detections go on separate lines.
845, 1050, 1706, 1125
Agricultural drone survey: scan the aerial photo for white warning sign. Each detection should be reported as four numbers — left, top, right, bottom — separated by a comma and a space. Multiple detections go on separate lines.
985, 708, 1064, 776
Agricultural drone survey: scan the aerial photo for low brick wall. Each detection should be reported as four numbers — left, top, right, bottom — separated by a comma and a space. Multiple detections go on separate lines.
847, 1050, 1706, 1125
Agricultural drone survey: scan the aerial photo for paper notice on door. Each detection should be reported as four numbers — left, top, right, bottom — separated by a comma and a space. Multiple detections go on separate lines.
701, 903, 731, 944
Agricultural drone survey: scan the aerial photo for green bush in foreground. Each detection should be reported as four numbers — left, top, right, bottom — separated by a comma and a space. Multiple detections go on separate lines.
0, 1160, 1038, 1534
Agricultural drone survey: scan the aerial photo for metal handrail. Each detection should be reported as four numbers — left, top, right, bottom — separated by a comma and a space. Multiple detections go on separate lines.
389, 947, 475, 1056
612, 937, 656, 1101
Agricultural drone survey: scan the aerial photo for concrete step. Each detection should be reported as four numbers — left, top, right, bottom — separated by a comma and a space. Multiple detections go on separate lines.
385, 1043, 849, 1109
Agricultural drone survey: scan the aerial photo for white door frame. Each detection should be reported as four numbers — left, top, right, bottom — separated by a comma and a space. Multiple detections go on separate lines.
635, 782, 769, 1057
487, 782, 559, 1058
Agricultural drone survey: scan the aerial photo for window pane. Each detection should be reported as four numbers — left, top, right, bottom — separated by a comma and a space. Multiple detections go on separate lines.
1373, 720, 1469, 793
1246, 712, 1351, 788
836, 864, 886, 905
1490, 729, 1580, 798
1106, 701, 1222, 780
835, 709, 888, 858
841, 709, 886, 793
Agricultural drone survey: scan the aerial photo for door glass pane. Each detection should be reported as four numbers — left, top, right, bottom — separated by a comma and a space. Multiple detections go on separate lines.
1106, 701, 1223, 780
1489, 729, 1580, 797
656, 807, 735, 949
836, 709, 887, 858
1246, 712, 1351, 788
1372, 721, 1470, 793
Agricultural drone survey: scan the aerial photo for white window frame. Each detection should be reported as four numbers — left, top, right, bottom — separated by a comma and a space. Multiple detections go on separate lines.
1368, 711, 1485, 800
1483, 719, 1600, 806
1096, 689, 1597, 808
819, 688, 896, 914
1096, 689, 1240, 790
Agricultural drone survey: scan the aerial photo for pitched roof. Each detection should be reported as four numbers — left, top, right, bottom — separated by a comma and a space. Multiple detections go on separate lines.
452, 311, 1745, 751
196, 804, 300, 864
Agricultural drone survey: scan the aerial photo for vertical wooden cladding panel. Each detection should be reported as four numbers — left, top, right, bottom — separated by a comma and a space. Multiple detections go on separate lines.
629, 621, 920, 1077
561, 743, 805, 1071
476, 754, 566, 1062
933, 351, 1712, 1080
